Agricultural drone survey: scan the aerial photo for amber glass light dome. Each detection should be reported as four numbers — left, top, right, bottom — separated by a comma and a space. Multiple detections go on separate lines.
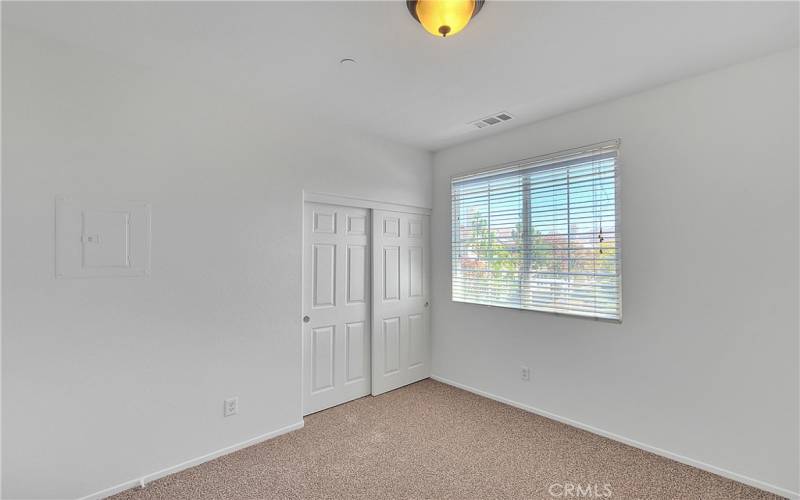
407, 0, 484, 38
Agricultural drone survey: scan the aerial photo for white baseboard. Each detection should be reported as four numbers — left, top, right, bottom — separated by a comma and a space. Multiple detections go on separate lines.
77, 420, 305, 500
430, 375, 798, 500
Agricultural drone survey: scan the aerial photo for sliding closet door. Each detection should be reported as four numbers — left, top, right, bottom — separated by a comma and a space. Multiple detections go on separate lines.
371, 210, 431, 395
303, 203, 371, 415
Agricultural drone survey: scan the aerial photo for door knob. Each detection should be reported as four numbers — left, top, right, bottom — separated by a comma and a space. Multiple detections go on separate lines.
303, 315, 310, 323
425, 302, 430, 308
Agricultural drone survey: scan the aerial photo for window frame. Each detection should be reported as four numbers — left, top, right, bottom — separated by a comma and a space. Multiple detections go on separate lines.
449, 140, 623, 322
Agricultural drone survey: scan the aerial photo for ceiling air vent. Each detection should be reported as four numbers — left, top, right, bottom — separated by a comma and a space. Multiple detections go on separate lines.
470, 111, 514, 129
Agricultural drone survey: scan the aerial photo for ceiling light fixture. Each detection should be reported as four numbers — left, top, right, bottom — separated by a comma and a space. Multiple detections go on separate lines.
407, 0, 484, 38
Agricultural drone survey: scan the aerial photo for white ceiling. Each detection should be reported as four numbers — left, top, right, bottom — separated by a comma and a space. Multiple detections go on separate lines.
4, 1, 798, 151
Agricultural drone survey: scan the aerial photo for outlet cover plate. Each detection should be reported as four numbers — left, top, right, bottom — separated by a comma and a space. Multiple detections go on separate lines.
224, 397, 239, 417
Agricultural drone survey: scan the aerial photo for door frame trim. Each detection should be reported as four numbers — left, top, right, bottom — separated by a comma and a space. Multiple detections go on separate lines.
303, 191, 431, 215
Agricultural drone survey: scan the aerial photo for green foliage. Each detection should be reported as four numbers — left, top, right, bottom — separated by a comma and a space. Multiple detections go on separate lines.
460, 211, 617, 287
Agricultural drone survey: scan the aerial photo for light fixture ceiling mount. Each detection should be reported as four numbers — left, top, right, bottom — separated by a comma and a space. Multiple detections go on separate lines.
407, 0, 485, 38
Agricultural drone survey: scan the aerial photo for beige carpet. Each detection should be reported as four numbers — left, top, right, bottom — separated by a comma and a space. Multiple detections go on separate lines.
111, 379, 780, 500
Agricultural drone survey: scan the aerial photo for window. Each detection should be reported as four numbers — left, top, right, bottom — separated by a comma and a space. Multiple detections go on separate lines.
451, 141, 621, 321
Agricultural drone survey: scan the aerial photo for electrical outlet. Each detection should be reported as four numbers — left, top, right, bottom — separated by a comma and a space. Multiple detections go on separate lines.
521, 366, 531, 382
224, 397, 238, 417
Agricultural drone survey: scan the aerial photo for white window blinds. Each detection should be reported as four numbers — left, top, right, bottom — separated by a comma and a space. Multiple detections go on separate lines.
451, 141, 621, 321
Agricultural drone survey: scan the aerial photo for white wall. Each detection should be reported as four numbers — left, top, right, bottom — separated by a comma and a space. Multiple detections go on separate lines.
431, 48, 799, 496
1, 28, 431, 499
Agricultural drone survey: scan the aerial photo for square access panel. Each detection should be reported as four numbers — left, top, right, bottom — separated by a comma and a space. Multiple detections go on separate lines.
55, 196, 151, 278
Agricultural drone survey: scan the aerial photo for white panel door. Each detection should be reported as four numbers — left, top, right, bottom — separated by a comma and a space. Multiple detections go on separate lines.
371, 210, 431, 395
303, 203, 371, 415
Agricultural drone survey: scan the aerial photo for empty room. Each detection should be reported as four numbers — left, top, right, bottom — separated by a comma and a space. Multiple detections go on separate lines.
2, 1, 798, 499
